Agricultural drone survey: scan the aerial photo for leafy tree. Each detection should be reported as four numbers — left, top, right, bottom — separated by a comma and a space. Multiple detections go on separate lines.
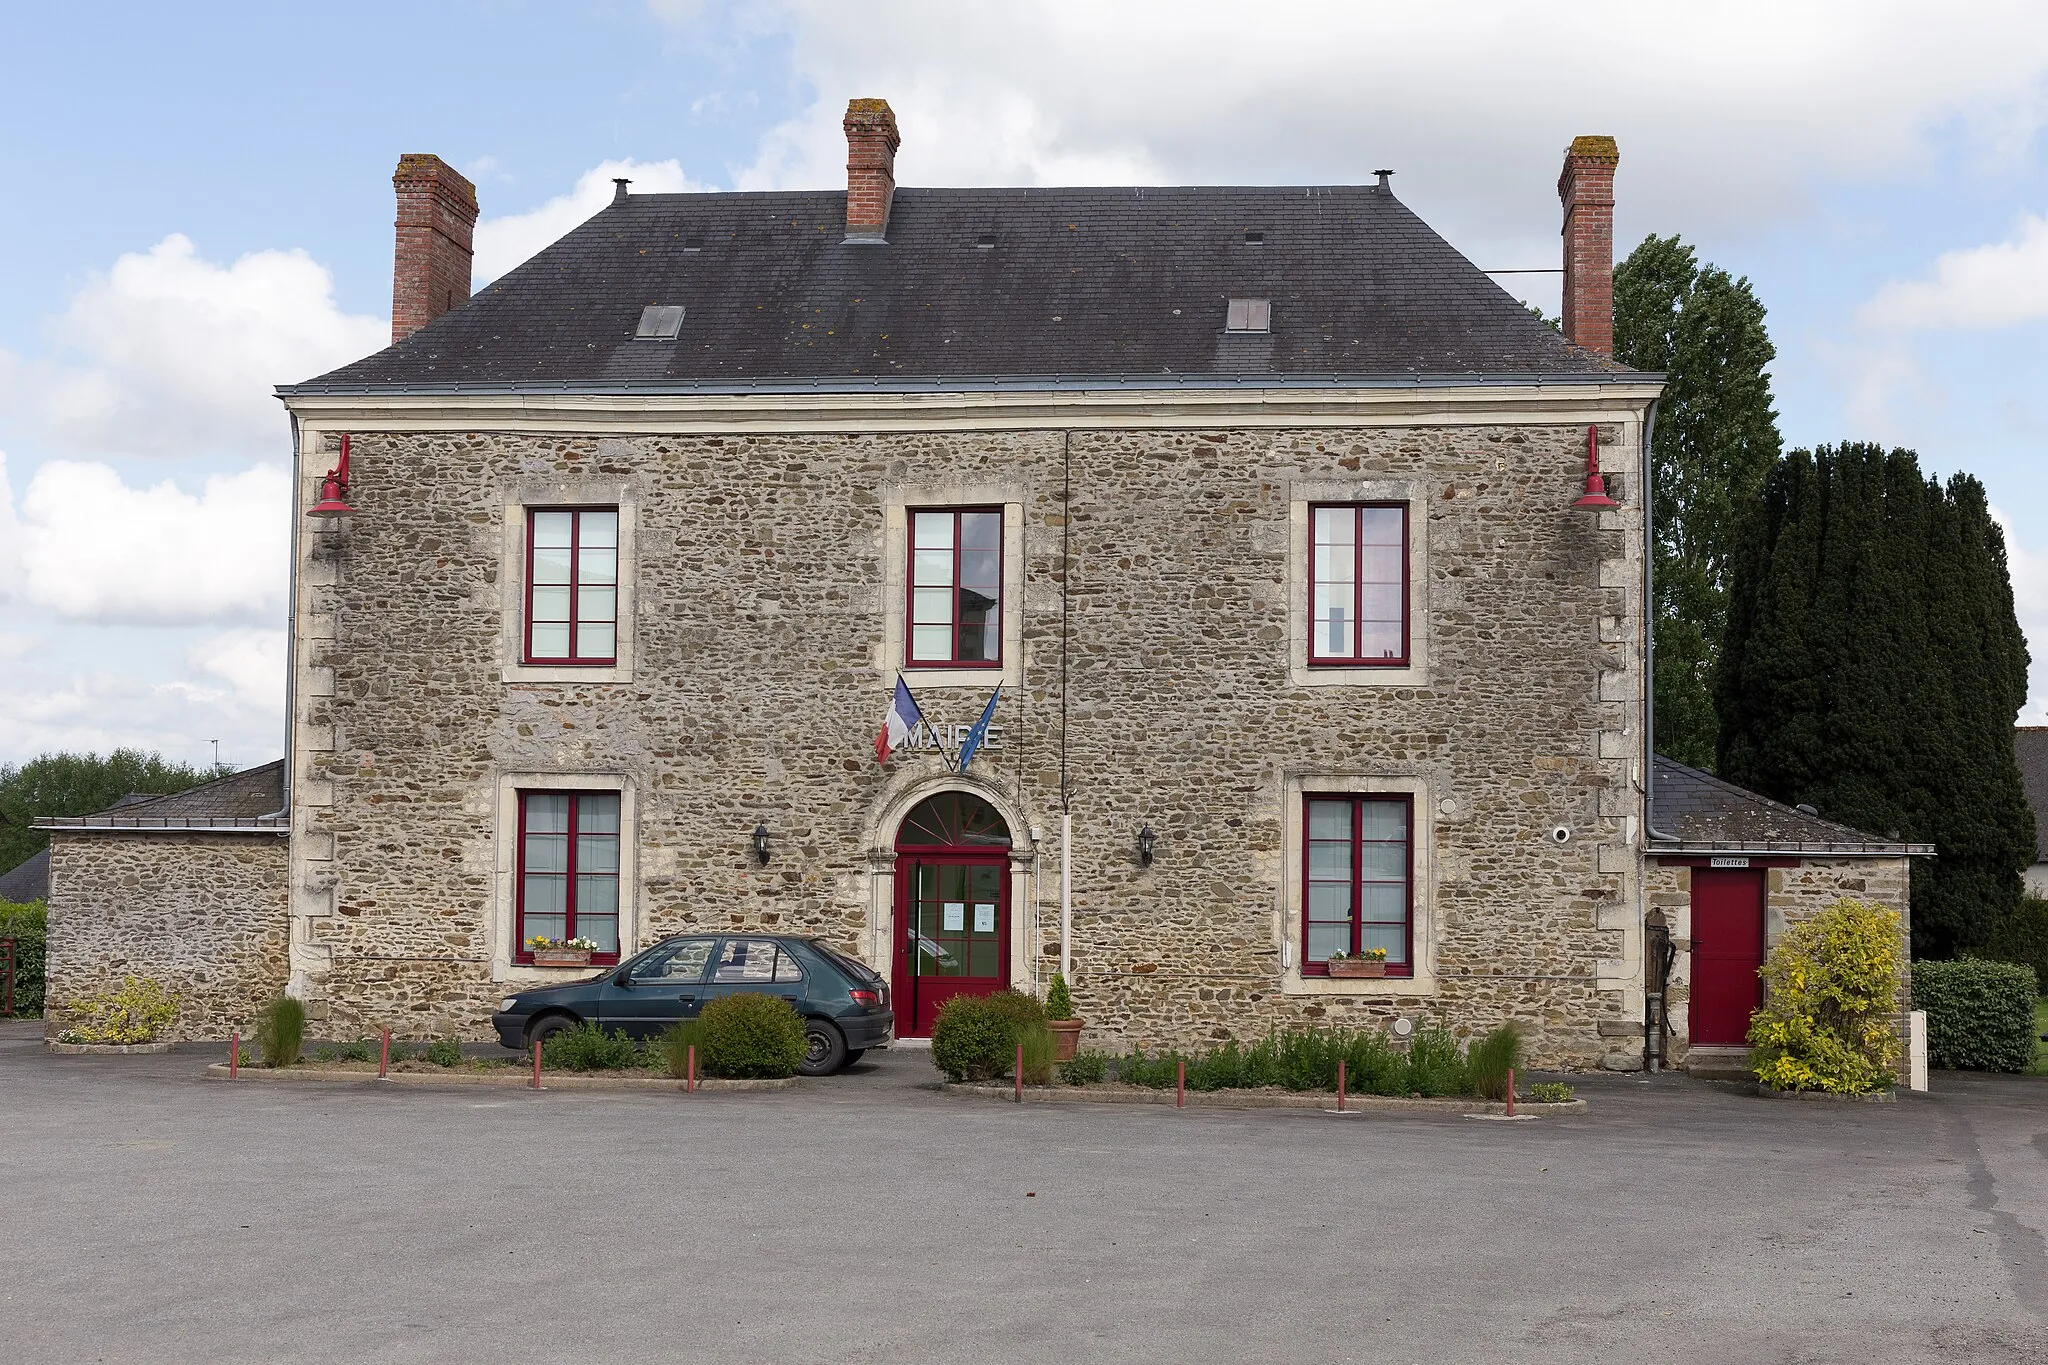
1718, 444, 2033, 957
0, 750, 220, 874
1614, 235, 1782, 769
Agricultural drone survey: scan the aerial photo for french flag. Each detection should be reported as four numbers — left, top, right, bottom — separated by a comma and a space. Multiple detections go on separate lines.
875, 675, 926, 764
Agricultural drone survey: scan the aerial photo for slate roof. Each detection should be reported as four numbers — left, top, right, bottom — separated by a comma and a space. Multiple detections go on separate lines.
0, 847, 49, 903
2013, 727, 2048, 860
285, 185, 1635, 395
1648, 756, 1931, 856
35, 761, 287, 833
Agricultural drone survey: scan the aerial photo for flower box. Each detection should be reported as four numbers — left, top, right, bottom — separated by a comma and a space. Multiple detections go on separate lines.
1326, 958, 1386, 979
531, 948, 593, 969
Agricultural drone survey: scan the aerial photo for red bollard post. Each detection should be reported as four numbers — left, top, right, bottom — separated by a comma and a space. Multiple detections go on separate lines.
687, 1044, 696, 1094
1337, 1059, 1346, 1112
229, 1032, 239, 1080
378, 1027, 390, 1080
1506, 1067, 1515, 1118
1014, 1043, 1024, 1103
532, 1037, 543, 1090
1176, 1059, 1185, 1109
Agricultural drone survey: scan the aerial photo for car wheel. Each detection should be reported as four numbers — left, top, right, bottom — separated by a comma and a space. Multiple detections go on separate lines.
799, 1019, 848, 1076
526, 1014, 575, 1054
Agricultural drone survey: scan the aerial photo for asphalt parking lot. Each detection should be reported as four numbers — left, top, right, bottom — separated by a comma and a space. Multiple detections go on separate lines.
0, 1019, 2042, 1364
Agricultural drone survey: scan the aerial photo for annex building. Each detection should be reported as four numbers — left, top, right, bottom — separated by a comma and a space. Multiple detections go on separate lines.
40, 103, 1925, 1071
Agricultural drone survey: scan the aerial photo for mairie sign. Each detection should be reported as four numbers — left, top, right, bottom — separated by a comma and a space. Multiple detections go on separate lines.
902, 721, 1004, 752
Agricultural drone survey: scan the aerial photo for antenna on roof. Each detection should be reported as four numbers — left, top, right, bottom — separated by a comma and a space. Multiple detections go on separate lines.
612, 178, 631, 204
1374, 169, 1393, 191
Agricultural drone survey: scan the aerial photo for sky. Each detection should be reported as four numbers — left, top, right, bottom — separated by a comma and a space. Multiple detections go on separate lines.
5, 0, 2048, 771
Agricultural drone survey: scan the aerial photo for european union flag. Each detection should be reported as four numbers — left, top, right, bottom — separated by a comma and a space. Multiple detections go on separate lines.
956, 684, 1001, 773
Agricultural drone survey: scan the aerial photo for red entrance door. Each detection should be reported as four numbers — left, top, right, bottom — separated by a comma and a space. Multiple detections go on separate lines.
1689, 867, 1766, 1046
891, 792, 1012, 1038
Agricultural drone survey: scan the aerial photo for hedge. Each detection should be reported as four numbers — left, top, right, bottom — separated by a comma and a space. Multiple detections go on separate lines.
1985, 894, 2048, 995
930, 990, 1048, 1082
1911, 959, 2037, 1072
0, 899, 46, 1017
697, 992, 805, 1078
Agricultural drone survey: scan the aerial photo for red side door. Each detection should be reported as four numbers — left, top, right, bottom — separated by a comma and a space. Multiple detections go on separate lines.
891, 854, 1008, 1037
1689, 867, 1767, 1046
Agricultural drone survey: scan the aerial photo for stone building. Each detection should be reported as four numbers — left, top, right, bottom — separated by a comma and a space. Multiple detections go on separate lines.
40, 102, 1920, 1068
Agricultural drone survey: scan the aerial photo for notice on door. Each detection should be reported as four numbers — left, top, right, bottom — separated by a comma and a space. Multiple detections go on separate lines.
973, 902, 996, 933
942, 902, 965, 932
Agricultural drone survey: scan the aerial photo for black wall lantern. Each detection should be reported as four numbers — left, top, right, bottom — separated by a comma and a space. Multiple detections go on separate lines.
752, 823, 771, 866
1137, 824, 1156, 867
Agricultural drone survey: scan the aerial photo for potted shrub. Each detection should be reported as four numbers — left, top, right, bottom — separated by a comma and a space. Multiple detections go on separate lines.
1045, 973, 1082, 1061
528, 935, 598, 968
1327, 948, 1387, 979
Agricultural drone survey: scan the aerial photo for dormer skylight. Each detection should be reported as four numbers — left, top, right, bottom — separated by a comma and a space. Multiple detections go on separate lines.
1225, 298, 1271, 333
635, 305, 685, 340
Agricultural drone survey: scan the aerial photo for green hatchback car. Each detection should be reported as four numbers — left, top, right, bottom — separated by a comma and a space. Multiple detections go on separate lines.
491, 933, 894, 1075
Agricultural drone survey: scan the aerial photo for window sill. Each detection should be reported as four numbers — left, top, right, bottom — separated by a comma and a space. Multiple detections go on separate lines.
901, 663, 1008, 687
1281, 969, 1438, 997
502, 662, 633, 685
1289, 661, 1429, 688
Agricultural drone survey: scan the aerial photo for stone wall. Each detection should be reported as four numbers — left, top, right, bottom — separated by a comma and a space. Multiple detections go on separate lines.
1646, 856, 1913, 1073
45, 833, 289, 1041
290, 414, 1649, 1065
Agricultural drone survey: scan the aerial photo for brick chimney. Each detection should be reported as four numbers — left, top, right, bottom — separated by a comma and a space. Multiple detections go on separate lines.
1557, 136, 1619, 356
843, 98, 900, 243
391, 154, 479, 344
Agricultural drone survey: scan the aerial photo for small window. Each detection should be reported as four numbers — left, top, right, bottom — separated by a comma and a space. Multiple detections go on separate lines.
517, 791, 622, 964
526, 508, 619, 665
1303, 795, 1412, 976
976, 233, 996, 249
635, 304, 684, 339
907, 507, 1003, 668
711, 939, 803, 984
1309, 503, 1408, 666
683, 237, 704, 253
630, 938, 714, 982
1243, 230, 1265, 245
1225, 298, 1271, 332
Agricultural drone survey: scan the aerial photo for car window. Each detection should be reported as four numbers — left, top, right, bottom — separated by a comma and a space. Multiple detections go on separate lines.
631, 938, 713, 983
711, 939, 802, 984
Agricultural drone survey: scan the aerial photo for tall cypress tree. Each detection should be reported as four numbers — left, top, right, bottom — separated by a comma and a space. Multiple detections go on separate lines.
1614, 235, 1782, 770
1718, 443, 2033, 957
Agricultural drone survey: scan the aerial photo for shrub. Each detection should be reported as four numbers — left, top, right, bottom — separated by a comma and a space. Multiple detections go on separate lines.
546, 1021, 640, 1071
65, 976, 178, 1045
1045, 973, 1074, 1021
1404, 1026, 1468, 1097
256, 996, 306, 1068
1912, 958, 2037, 1072
657, 1020, 705, 1078
338, 1038, 375, 1063
1019, 1021, 1057, 1085
1341, 1030, 1407, 1096
1527, 1081, 1575, 1104
0, 899, 47, 1017
930, 990, 1045, 1082
1986, 894, 2048, 995
1113, 1046, 1178, 1088
1748, 898, 1904, 1093
1058, 1050, 1109, 1085
1466, 1023, 1524, 1102
697, 993, 805, 1079
425, 1038, 462, 1068
313, 1045, 338, 1063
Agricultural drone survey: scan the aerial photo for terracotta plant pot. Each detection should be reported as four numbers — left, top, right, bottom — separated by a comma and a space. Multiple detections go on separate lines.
532, 948, 593, 968
1048, 1018, 1083, 1062
1326, 958, 1386, 979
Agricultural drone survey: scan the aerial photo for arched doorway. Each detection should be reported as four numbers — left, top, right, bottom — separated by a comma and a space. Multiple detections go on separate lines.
892, 790, 1012, 1037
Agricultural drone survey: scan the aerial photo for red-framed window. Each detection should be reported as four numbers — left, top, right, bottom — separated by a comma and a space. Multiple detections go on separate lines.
1303, 794, 1412, 976
515, 791, 622, 964
1309, 503, 1408, 666
908, 507, 1002, 667
525, 508, 619, 665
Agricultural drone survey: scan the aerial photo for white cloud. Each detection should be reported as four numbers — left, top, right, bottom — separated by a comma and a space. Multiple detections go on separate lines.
0, 639, 282, 771
1861, 213, 2048, 332
190, 628, 287, 714
22, 235, 385, 459
0, 451, 288, 625
697, 0, 2048, 284
1994, 508, 2048, 723
473, 158, 711, 284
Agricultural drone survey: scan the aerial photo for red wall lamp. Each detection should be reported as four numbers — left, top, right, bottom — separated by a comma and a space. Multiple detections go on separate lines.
307, 434, 354, 517
1571, 424, 1618, 510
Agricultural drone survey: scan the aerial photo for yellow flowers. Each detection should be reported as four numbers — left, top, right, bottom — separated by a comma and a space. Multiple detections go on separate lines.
70, 976, 179, 1045
1747, 899, 1904, 1094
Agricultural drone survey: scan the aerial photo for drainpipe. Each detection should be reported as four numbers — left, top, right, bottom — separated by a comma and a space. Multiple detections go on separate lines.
266, 411, 301, 826
1058, 430, 1073, 982
1640, 397, 1677, 843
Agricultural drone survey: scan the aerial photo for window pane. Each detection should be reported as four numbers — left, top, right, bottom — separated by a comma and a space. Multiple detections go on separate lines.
530, 623, 570, 658
1360, 545, 1403, 584
912, 512, 954, 551
1312, 544, 1355, 583
522, 872, 566, 916
575, 874, 619, 916
959, 609, 999, 662
1360, 585, 1403, 623
1360, 801, 1407, 841
969, 941, 999, 976
634, 938, 713, 981
714, 939, 780, 983
772, 947, 806, 984
576, 623, 616, 659
578, 794, 621, 833
526, 792, 570, 831
530, 584, 571, 624
1307, 840, 1353, 879
577, 834, 620, 875
1361, 841, 1407, 881
524, 832, 567, 874
580, 511, 618, 549
961, 511, 1001, 551
1305, 923, 1349, 963
532, 512, 573, 550
578, 545, 617, 587
959, 550, 1000, 594
531, 545, 572, 586
912, 587, 954, 625
578, 917, 619, 954
1307, 800, 1352, 840
1322, 607, 1354, 658
1359, 883, 1407, 923
1359, 623, 1402, 660
1359, 507, 1403, 546
912, 548, 954, 589
523, 909, 567, 945
910, 624, 953, 661
1313, 506, 1354, 547
1306, 881, 1353, 919
577, 585, 616, 625
1360, 922, 1407, 964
